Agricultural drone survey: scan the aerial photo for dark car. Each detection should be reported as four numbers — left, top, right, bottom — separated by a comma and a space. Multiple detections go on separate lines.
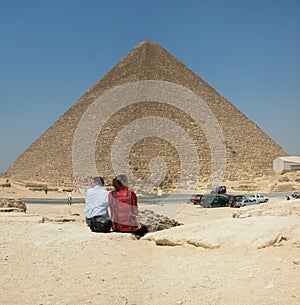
234, 195, 246, 202
190, 194, 203, 204
198, 194, 230, 208
291, 191, 300, 199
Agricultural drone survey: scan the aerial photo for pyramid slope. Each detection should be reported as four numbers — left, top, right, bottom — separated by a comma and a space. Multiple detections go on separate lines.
5, 41, 287, 187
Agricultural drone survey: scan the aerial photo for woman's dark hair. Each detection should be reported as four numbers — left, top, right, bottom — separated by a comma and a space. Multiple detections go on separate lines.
112, 175, 128, 191
112, 177, 122, 191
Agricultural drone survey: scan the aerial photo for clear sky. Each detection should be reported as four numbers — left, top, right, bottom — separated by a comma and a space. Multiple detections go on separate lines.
0, 0, 299, 173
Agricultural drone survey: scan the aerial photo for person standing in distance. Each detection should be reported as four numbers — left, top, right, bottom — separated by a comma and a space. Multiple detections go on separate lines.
67, 191, 72, 206
85, 176, 109, 227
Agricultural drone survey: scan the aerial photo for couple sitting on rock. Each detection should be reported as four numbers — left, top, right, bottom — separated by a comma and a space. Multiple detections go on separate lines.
85, 175, 148, 237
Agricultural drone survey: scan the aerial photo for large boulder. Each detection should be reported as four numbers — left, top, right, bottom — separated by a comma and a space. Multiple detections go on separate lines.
137, 209, 182, 232
142, 216, 300, 249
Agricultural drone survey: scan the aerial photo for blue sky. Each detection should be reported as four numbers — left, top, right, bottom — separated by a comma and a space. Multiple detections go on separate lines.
0, 0, 299, 173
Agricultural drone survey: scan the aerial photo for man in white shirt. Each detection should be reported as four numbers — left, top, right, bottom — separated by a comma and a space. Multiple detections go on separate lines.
67, 192, 72, 206
85, 176, 109, 227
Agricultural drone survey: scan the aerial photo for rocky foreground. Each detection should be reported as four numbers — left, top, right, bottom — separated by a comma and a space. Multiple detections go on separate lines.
143, 200, 300, 249
0, 197, 299, 305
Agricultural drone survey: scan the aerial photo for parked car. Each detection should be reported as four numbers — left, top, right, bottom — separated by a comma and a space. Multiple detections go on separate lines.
190, 194, 203, 205
228, 195, 246, 207
235, 199, 260, 208
198, 194, 230, 208
291, 191, 300, 199
247, 194, 269, 203
235, 195, 246, 201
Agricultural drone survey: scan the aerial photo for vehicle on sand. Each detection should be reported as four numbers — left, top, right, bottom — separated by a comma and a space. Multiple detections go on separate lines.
247, 194, 269, 203
291, 191, 300, 199
197, 194, 230, 208
190, 194, 203, 205
235, 199, 260, 208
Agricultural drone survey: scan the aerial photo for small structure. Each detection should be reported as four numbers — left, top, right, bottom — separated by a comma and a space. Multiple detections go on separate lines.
273, 156, 300, 173
0, 198, 26, 213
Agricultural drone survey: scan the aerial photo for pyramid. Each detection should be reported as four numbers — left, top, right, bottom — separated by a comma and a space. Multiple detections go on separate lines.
5, 41, 287, 189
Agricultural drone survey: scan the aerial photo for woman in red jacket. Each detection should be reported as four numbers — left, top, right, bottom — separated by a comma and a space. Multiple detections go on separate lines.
108, 175, 148, 237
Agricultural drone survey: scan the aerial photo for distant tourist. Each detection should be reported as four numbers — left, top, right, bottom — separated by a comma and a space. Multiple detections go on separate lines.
108, 175, 148, 237
85, 177, 109, 228
67, 191, 72, 206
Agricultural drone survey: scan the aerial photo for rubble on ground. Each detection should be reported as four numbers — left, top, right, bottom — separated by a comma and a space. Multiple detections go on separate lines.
137, 209, 182, 232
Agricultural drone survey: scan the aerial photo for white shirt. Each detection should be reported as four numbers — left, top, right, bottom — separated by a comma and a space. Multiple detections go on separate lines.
85, 185, 109, 218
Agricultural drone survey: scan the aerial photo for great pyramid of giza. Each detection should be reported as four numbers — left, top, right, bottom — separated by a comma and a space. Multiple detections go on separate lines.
5, 41, 287, 190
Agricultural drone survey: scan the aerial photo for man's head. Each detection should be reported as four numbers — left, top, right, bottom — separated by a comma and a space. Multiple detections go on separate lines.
92, 176, 104, 186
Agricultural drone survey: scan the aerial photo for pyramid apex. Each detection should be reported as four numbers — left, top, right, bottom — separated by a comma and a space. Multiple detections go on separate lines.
136, 40, 160, 46
132, 40, 163, 51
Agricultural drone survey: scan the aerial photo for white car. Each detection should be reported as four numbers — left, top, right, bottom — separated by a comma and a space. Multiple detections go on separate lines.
247, 194, 269, 203
235, 199, 259, 207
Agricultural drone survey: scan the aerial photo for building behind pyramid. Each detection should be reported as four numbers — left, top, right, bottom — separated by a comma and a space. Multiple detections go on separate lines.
5, 41, 287, 189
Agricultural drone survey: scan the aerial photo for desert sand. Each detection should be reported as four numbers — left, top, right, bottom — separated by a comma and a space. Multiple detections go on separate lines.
1, 184, 300, 305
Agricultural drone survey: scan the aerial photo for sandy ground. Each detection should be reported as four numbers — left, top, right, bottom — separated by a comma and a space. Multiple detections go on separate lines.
1, 196, 300, 305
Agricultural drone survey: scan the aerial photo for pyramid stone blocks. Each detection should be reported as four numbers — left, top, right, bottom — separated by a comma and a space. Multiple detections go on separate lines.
5, 41, 287, 190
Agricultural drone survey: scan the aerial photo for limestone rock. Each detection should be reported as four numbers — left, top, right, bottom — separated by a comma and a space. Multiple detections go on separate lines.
142, 216, 300, 249
137, 209, 182, 232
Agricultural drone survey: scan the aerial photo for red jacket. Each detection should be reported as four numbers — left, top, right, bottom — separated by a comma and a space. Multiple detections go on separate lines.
108, 188, 141, 232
